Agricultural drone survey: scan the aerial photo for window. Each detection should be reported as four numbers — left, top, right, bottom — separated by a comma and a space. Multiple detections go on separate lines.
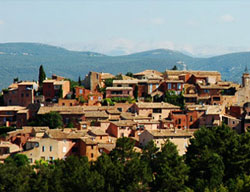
177, 83, 181, 90
79, 89, 83, 94
190, 116, 193, 122
42, 146, 45, 152
91, 153, 94, 158
98, 96, 102, 101
153, 108, 162, 113
21, 93, 24, 97
178, 119, 181, 124
50, 146, 52, 152
26, 93, 29, 97
63, 147, 66, 153
156, 84, 159, 89
100, 136, 102, 140
168, 83, 171, 89
91, 145, 94, 150
90, 96, 94, 101
204, 89, 210, 93
62, 103, 65, 106
149, 84, 153, 93
41, 156, 45, 160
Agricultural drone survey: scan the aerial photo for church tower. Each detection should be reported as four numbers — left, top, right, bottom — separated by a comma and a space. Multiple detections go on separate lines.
242, 65, 250, 87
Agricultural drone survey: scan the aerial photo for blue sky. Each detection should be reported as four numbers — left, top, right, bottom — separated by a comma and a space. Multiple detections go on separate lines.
0, 0, 250, 56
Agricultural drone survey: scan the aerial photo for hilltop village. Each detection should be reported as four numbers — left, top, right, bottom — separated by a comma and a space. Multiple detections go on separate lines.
0, 66, 250, 163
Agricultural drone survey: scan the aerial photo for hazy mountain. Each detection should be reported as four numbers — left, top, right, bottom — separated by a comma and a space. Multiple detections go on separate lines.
0, 43, 249, 89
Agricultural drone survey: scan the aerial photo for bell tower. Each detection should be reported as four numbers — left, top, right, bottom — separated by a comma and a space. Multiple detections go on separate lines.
242, 65, 250, 87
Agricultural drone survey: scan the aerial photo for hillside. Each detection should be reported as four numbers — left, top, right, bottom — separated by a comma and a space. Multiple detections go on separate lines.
0, 42, 249, 89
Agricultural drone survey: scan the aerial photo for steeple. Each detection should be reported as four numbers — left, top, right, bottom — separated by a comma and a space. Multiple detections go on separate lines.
242, 65, 250, 87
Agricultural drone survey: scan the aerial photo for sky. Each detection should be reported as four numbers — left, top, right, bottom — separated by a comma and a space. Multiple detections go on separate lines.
0, 0, 250, 56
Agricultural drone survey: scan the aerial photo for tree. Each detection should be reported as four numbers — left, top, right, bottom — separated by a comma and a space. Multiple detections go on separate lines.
126, 72, 133, 77
78, 76, 81, 86
38, 65, 46, 86
133, 85, 138, 100
164, 90, 185, 109
104, 78, 114, 87
151, 140, 189, 192
185, 124, 241, 190
172, 65, 178, 70
30, 112, 63, 129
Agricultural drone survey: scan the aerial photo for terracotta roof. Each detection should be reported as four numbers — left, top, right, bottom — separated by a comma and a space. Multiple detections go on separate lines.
18, 81, 37, 86
113, 80, 138, 84
120, 112, 134, 120
198, 84, 228, 90
106, 109, 121, 114
151, 91, 164, 97
81, 137, 97, 145
165, 79, 184, 83
88, 129, 108, 136
0, 106, 27, 111
146, 129, 193, 137
43, 79, 56, 83
165, 70, 221, 76
8, 83, 18, 89
45, 129, 87, 139
136, 102, 180, 109
106, 87, 133, 91
85, 111, 108, 118
37, 106, 85, 115
206, 105, 223, 115
186, 105, 207, 111
98, 143, 116, 152
111, 120, 136, 127
84, 106, 115, 111
134, 70, 163, 77
101, 72, 115, 80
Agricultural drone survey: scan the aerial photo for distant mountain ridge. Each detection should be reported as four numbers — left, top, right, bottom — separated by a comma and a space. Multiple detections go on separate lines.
0, 42, 249, 89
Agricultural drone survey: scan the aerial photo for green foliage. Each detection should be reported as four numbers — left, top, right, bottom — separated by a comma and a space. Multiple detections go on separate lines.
38, 65, 46, 85
78, 76, 81, 86
115, 74, 123, 80
151, 140, 189, 192
4, 126, 250, 191
0, 42, 249, 90
172, 65, 178, 70
164, 90, 185, 109
110, 96, 135, 104
101, 98, 114, 106
104, 78, 114, 87
125, 72, 133, 77
133, 85, 138, 100
0, 93, 4, 106
58, 86, 63, 98
0, 126, 16, 137
29, 112, 63, 129
5, 154, 30, 167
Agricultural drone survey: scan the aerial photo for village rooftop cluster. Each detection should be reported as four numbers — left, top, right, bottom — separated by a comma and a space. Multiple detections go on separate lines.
0, 66, 250, 163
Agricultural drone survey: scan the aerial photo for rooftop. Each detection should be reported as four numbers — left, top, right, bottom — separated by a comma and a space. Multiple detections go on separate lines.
146, 129, 194, 137
136, 102, 180, 109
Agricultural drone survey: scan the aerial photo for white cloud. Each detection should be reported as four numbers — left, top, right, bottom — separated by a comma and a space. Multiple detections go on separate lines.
220, 14, 235, 23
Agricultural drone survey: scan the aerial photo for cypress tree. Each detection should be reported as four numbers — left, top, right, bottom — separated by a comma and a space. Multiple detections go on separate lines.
39, 65, 46, 86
